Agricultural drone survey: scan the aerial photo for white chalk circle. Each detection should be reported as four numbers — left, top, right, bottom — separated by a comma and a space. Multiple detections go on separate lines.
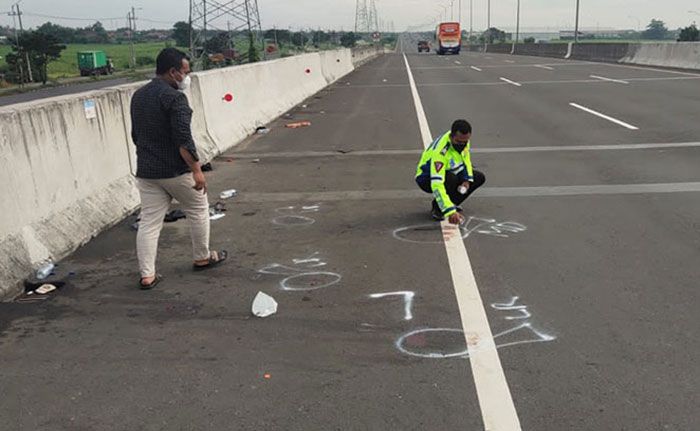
392, 224, 465, 244
272, 215, 316, 226
280, 272, 341, 291
395, 328, 469, 359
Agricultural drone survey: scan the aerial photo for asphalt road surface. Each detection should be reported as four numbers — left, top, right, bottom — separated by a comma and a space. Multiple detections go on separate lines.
1, 34, 699, 430
0, 78, 133, 107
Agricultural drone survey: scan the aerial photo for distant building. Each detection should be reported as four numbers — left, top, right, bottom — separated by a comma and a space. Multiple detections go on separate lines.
0, 35, 8, 45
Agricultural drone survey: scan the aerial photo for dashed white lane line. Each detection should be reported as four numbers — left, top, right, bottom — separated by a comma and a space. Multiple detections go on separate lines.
534, 64, 554, 70
504, 59, 516, 63
499, 77, 522, 87
403, 52, 522, 431
471, 66, 483, 72
590, 74, 629, 84
455, 60, 462, 65
569, 102, 639, 130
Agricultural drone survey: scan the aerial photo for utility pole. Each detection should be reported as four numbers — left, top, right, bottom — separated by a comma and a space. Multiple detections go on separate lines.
8, 4, 24, 85
469, 0, 473, 43
511, 0, 520, 54
574, 0, 580, 43
487, 0, 491, 30
10, 3, 32, 82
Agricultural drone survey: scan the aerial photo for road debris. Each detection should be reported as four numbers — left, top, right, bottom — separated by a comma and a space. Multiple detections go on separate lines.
219, 189, 237, 200
36, 261, 55, 280
285, 121, 311, 129
255, 126, 270, 134
252, 291, 278, 317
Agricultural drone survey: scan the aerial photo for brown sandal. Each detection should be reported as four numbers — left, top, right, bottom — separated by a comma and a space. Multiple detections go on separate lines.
193, 250, 228, 271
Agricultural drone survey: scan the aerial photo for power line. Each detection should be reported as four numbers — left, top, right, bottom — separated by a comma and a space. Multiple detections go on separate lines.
21, 11, 124, 22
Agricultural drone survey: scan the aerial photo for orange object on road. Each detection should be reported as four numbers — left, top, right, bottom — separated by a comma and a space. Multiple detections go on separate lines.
285, 121, 311, 129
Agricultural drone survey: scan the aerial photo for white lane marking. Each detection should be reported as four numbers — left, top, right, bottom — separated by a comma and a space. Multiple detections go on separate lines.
500, 77, 522, 87
338, 75, 700, 89
404, 52, 522, 431
234, 182, 700, 203
590, 74, 629, 84
504, 59, 516, 63
471, 66, 483, 72
369, 291, 415, 321
569, 102, 639, 130
602, 62, 700, 77
534, 64, 554, 70
455, 60, 462, 65
231, 141, 700, 159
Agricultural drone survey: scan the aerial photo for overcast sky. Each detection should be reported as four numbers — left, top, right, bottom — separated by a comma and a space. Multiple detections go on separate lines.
1, 0, 698, 32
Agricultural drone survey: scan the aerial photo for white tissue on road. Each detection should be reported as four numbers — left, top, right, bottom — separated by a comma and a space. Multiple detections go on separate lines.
252, 292, 278, 318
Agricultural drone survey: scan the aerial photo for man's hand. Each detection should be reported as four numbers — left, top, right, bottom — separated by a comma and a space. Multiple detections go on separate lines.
192, 171, 207, 194
448, 212, 465, 225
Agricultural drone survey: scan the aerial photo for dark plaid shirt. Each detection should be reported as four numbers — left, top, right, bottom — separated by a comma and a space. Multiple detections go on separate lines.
130, 78, 199, 179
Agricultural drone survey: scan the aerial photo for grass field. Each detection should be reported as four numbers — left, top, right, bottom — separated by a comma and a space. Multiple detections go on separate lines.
48, 42, 175, 78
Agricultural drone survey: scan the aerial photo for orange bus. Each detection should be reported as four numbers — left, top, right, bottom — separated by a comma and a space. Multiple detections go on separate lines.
435, 22, 461, 55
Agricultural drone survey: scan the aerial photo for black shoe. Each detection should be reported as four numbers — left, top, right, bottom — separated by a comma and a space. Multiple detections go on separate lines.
431, 206, 444, 221
456, 206, 464, 213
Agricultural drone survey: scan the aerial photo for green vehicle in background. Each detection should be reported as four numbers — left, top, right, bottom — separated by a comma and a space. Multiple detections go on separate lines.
77, 51, 114, 76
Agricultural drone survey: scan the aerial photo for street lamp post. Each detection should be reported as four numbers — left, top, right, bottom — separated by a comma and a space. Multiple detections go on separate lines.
574, 0, 580, 44
487, 0, 491, 30
469, 0, 473, 43
511, 0, 520, 54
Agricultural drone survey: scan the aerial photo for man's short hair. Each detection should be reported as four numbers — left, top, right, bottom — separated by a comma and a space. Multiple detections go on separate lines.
156, 48, 189, 75
451, 119, 472, 135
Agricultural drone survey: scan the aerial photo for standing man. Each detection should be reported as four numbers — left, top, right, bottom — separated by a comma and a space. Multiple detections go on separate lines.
131, 48, 226, 289
415, 119, 486, 224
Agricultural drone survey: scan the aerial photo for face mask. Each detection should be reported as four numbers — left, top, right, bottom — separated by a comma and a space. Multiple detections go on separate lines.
453, 142, 467, 153
177, 74, 191, 91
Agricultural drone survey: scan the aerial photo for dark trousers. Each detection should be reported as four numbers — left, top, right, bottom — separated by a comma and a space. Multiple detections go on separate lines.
417, 170, 486, 212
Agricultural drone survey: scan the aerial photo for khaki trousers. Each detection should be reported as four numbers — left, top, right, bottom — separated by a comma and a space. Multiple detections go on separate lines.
136, 173, 210, 278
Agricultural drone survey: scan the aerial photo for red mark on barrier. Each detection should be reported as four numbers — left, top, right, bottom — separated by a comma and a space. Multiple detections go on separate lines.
305, 68, 311, 74
223, 93, 234, 102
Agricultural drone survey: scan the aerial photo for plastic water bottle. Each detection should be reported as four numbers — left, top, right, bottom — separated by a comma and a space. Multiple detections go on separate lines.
36, 261, 55, 280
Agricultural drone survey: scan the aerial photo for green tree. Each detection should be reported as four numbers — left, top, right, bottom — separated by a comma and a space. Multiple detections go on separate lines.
523, 36, 536, 43
291, 31, 307, 47
173, 21, 191, 48
203, 32, 231, 54
678, 24, 699, 41
642, 19, 669, 40
6, 30, 66, 84
340, 32, 357, 48
482, 27, 506, 43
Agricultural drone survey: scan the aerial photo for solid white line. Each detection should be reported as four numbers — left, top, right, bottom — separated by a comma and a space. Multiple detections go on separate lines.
404, 53, 522, 431
236, 182, 700, 203
590, 74, 629, 84
569, 102, 639, 130
231, 141, 700, 159
534, 64, 554, 70
471, 66, 483, 71
500, 77, 522, 87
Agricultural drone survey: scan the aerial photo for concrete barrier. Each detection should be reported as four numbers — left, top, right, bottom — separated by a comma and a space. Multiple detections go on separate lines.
0, 47, 382, 298
0, 90, 138, 299
484, 44, 512, 54
351, 46, 383, 67
194, 53, 328, 152
621, 42, 700, 70
570, 43, 631, 63
514, 43, 569, 59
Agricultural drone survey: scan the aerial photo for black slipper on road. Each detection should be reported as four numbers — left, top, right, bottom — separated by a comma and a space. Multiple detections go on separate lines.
193, 250, 228, 271
139, 274, 163, 290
